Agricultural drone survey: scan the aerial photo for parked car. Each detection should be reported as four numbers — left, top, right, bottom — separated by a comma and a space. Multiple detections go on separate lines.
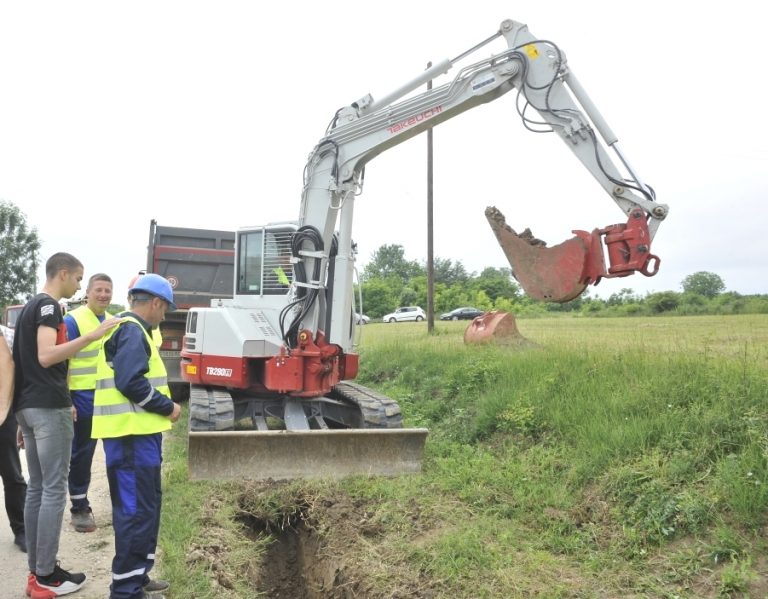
439, 307, 484, 321
382, 306, 426, 323
355, 313, 370, 324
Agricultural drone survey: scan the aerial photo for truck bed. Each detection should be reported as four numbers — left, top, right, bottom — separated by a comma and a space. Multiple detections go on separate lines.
147, 220, 235, 398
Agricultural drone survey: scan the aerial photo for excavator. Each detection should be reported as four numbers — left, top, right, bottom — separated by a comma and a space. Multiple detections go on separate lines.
180, 18, 668, 480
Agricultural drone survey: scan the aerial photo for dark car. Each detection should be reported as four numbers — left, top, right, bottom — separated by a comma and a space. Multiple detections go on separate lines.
439, 307, 484, 321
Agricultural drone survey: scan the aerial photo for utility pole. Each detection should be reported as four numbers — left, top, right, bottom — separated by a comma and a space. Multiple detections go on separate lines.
426, 62, 435, 333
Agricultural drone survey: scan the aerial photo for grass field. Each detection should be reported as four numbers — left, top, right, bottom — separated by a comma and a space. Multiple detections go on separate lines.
160, 314, 768, 598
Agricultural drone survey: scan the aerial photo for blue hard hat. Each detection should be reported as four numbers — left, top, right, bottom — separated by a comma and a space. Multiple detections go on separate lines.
129, 273, 177, 310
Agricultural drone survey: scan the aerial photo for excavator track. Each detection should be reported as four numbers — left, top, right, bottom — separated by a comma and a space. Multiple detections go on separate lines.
189, 385, 235, 432
329, 381, 404, 429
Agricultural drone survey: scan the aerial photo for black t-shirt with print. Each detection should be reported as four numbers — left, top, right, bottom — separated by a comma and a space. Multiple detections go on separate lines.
12, 293, 71, 411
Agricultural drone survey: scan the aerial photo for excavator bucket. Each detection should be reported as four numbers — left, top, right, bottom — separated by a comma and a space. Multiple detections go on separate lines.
188, 428, 429, 481
464, 311, 532, 346
485, 205, 661, 303
485, 206, 596, 303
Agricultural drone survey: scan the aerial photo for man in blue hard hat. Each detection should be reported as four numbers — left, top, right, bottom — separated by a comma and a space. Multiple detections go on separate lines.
91, 273, 181, 599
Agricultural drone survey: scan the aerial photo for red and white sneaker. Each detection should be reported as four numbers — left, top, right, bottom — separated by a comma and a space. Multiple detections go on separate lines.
25, 572, 35, 596
28, 564, 86, 598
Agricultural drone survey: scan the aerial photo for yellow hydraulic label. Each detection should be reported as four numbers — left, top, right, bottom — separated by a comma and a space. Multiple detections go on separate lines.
185, 364, 197, 375
524, 44, 539, 59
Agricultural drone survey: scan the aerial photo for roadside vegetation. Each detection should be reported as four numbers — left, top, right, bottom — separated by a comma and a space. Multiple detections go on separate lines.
356, 244, 768, 320
160, 314, 768, 598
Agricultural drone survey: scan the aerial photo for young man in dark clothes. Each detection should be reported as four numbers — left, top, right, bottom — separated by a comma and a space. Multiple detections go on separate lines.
13, 252, 121, 598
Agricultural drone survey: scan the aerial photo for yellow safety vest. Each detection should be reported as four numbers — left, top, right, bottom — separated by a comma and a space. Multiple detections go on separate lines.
68, 306, 112, 391
151, 326, 163, 349
92, 316, 172, 439
273, 266, 290, 286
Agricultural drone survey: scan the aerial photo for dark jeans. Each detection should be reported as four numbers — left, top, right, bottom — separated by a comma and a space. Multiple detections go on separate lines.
69, 415, 98, 513
0, 412, 26, 536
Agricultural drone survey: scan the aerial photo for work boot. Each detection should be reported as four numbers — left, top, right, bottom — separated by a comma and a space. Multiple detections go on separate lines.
70, 509, 96, 533
143, 579, 170, 593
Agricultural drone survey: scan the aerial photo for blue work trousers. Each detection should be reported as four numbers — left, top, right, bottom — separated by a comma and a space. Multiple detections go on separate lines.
104, 434, 163, 599
68, 415, 98, 513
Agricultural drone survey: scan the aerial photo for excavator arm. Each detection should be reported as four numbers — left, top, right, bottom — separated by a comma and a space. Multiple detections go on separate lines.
290, 18, 667, 350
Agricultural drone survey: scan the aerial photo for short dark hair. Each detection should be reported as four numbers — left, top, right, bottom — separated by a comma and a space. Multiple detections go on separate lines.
87, 273, 112, 288
45, 253, 83, 280
128, 291, 154, 308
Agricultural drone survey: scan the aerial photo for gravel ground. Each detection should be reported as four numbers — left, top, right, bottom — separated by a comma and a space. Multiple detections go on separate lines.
0, 441, 115, 599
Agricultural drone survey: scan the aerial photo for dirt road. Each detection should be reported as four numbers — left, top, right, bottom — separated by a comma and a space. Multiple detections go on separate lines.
0, 443, 115, 599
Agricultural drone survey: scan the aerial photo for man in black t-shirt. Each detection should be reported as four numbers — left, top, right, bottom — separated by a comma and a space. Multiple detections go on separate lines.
13, 252, 121, 598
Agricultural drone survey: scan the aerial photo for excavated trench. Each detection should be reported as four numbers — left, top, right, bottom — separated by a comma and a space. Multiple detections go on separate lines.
230, 487, 437, 599
239, 505, 360, 599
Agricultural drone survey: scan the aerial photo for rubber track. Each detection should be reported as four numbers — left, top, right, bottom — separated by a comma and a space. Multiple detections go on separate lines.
329, 381, 403, 429
189, 385, 235, 431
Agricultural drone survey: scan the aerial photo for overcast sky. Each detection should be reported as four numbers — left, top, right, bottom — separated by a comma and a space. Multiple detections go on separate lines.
1, 1, 765, 305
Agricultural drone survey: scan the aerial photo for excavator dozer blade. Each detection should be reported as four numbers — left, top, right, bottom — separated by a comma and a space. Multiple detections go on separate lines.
485, 206, 591, 303
188, 428, 429, 481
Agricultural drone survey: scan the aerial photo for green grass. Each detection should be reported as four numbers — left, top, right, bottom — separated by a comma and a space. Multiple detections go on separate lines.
159, 314, 768, 597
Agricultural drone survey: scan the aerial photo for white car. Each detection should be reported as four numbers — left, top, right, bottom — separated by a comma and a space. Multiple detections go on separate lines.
382, 306, 426, 323
355, 313, 370, 324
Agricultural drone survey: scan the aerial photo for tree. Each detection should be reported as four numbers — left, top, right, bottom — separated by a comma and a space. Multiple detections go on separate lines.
471, 267, 520, 301
431, 257, 469, 286
0, 200, 41, 306
646, 291, 680, 313
362, 244, 423, 282
681, 271, 725, 298
359, 278, 399, 318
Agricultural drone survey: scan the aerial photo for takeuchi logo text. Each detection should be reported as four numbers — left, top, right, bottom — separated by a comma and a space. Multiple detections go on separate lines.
388, 106, 443, 134
206, 366, 233, 377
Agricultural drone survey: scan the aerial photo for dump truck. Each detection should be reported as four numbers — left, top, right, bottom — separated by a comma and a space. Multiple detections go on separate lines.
181, 17, 667, 481
145, 220, 235, 400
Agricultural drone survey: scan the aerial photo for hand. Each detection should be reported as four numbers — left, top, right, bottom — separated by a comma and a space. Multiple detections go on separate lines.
16, 426, 24, 450
169, 402, 182, 423
87, 317, 124, 342
72, 406, 78, 422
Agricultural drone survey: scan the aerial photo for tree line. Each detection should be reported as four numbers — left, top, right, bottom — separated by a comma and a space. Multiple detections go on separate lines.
358, 244, 768, 318
1, 200, 765, 319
